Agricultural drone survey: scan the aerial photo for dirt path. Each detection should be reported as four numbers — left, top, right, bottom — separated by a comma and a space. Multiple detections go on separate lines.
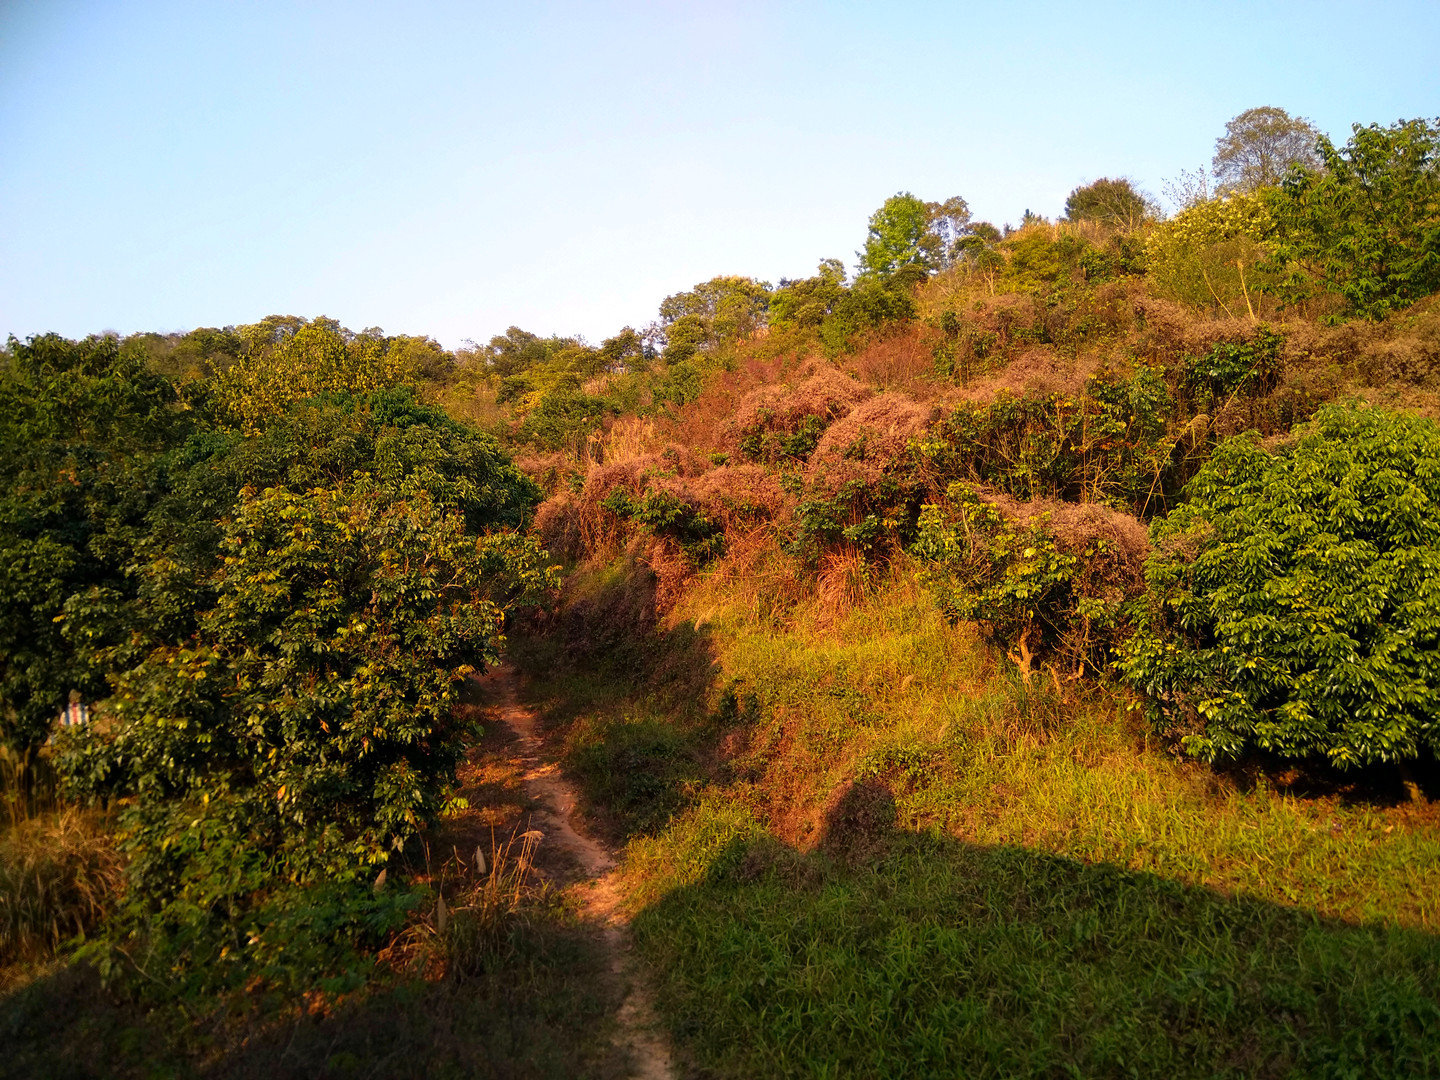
472, 665, 676, 1080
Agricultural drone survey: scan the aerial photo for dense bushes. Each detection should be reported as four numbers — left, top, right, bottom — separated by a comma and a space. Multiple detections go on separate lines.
59, 480, 553, 990
0, 334, 194, 754
1121, 404, 1440, 767
914, 483, 1148, 677
0, 326, 553, 990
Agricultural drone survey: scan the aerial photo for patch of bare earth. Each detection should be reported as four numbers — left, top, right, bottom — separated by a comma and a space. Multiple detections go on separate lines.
462, 665, 676, 1080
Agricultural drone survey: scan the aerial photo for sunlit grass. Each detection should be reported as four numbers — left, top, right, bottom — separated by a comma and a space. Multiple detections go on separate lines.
514, 557, 1440, 1077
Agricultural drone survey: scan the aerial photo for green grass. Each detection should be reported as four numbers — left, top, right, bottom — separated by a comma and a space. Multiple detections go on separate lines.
630, 820, 1440, 1079
513, 560, 1440, 1079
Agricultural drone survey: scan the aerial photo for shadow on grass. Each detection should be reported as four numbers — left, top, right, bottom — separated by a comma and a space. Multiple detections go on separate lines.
1211, 745, 1440, 811
632, 780, 1440, 1080
0, 917, 629, 1080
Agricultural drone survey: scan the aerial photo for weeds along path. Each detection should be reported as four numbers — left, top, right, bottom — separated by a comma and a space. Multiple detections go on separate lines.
472, 664, 676, 1080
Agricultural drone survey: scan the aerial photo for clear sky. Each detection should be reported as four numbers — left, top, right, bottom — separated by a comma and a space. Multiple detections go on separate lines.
2, 0, 1437, 348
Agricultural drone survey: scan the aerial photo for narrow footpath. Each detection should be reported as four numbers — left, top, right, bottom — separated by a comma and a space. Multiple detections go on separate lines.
470, 665, 676, 1080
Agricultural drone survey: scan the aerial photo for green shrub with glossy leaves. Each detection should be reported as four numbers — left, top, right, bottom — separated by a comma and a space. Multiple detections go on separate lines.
58, 478, 556, 991
0, 334, 194, 756
1120, 403, 1440, 767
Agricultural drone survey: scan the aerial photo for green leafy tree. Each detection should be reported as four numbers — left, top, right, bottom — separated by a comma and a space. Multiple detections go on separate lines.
481, 327, 572, 379
0, 334, 192, 755
1120, 404, 1440, 768
212, 317, 422, 432
1063, 178, 1154, 229
1212, 106, 1322, 194
856, 193, 972, 279
769, 259, 848, 329
656, 276, 771, 362
1267, 117, 1440, 318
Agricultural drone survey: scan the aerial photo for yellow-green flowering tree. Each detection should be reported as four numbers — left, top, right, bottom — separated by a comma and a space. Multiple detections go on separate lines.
1145, 192, 1275, 314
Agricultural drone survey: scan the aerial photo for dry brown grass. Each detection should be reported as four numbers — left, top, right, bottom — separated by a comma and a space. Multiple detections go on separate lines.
588, 415, 660, 467
815, 545, 873, 624
805, 393, 937, 493
657, 354, 791, 452
725, 365, 871, 450
956, 347, 1102, 403
389, 826, 548, 981
0, 808, 121, 965
703, 529, 807, 627
687, 464, 790, 530
846, 325, 942, 394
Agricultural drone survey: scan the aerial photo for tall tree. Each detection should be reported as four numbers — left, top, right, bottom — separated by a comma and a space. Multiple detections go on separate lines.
856, 192, 972, 279
1267, 117, 1440, 318
1213, 107, 1322, 193
1063, 178, 1153, 229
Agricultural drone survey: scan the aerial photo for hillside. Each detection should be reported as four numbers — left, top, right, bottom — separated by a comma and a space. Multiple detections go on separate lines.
3, 112, 1440, 1078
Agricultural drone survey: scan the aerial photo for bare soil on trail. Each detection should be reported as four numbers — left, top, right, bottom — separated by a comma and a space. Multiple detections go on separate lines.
464, 665, 676, 1080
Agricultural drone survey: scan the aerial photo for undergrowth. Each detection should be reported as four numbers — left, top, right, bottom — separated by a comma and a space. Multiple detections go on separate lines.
512, 561, 1440, 1079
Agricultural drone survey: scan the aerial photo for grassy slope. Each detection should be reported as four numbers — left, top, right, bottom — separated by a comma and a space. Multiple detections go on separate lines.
514, 565, 1440, 1079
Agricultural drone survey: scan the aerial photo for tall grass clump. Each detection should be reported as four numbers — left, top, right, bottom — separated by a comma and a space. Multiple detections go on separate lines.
0, 808, 121, 964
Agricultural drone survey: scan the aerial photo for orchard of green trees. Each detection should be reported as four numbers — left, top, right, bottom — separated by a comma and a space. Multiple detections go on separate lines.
2, 108, 1439, 1002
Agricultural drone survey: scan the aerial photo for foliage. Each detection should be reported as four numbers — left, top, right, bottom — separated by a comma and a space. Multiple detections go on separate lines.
600, 487, 724, 564
914, 483, 1143, 675
657, 276, 771, 362
1144, 191, 1275, 311
511, 386, 615, 452
769, 259, 848, 330
210, 316, 427, 432
738, 411, 827, 464
856, 192, 971, 279
1063, 177, 1153, 229
919, 363, 1186, 515
1120, 404, 1440, 767
57, 478, 556, 990
1212, 106, 1322, 194
1267, 117, 1440, 319
791, 477, 909, 565
121, 325, 244, 382
1180, 327, 1283, 412
0, 333, 192, 755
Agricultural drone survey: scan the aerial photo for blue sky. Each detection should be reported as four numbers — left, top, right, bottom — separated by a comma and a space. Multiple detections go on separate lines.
2, 0, 1436, 348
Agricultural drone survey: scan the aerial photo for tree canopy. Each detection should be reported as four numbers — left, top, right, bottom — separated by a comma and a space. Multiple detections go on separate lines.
1268, 116, 1440, 318
856, 192, 972, 279
1063, 177, 1153, 229
1213, 106, 1322, 193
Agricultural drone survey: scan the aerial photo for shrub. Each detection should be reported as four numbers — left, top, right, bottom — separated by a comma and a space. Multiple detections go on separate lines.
920, 364, 1181, 514
1120, 404, 1440, 767
1267, 117, 1440, 320
57, 479, 556, 990
1145, 192, 1275, 313
1181, 327, 1284, 412
601, 487, 724, 564
914, 483, 1148, 678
